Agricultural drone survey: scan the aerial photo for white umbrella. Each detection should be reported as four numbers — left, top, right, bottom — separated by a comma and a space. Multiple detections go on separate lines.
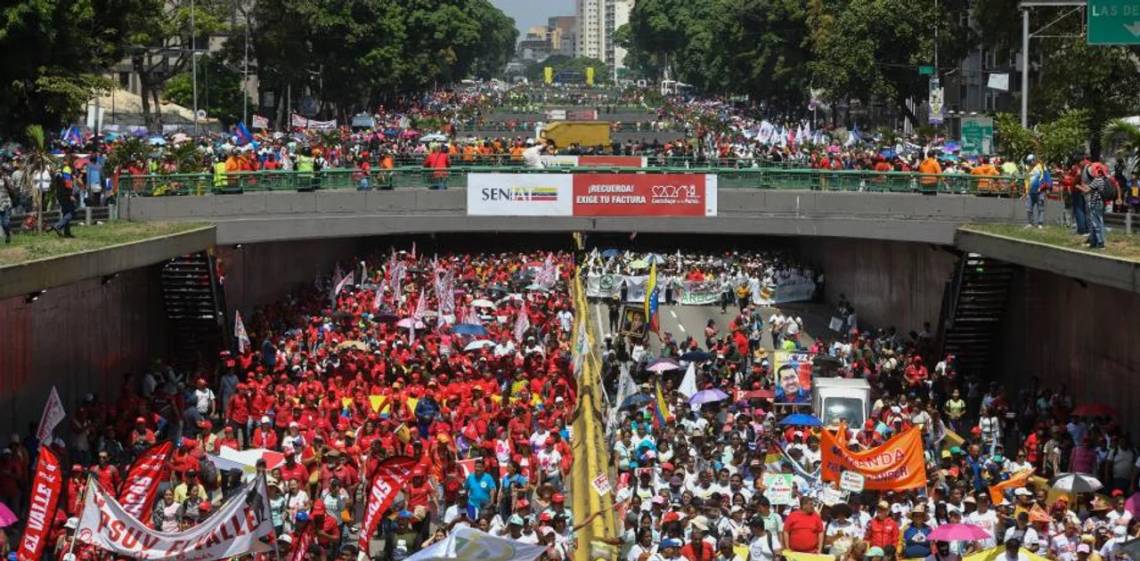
397, 318, 426, 329
464, 340, 495, 351
1051, 473, 1103, 494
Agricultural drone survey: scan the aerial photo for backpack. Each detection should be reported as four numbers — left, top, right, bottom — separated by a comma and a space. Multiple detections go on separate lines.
1102, 177, 1119, 200
1041, 169, 1053, 191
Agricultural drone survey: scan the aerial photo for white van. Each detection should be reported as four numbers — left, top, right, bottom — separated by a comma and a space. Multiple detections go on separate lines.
812, 378, 871, 428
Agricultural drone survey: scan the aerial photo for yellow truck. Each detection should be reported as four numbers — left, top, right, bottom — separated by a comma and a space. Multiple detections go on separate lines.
538, 121, 611, 149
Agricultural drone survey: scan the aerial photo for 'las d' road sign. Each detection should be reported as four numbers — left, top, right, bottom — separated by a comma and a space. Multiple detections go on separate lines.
1088, 0, 1140, 45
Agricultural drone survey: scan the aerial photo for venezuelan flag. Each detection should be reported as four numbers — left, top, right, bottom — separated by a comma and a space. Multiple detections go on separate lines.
651, 380, 674, 429
644, 261, 660, 334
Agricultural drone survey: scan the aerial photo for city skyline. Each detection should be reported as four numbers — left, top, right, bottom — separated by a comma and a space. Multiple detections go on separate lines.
490, 0, 574, 35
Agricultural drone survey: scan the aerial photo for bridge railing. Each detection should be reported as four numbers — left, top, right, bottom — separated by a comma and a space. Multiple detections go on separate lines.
118, 166, 1024, 197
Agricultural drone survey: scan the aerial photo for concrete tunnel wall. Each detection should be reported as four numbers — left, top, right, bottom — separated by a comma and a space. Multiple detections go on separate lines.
798, 237, 958, 334
1001, 267, 1140, 429
0, 265, 169, 438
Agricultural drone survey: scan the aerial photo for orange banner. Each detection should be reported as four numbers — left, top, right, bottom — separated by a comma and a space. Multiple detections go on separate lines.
989, 469, 1033, 504
821, 426, 927, 491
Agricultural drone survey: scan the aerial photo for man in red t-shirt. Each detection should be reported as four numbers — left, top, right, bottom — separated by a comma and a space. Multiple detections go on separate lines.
783, 497, 824, 553
680, 517, 715, 561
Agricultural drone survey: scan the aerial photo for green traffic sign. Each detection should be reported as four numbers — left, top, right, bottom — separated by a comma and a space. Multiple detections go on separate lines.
960, 116, 994, 157
918, 65, 935, 76
1088, 0, 1140, 45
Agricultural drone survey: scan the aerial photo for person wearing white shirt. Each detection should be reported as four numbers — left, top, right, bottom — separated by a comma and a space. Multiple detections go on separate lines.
748, 521, 783, 561
1100, 526, 1129, 561
966, 496, 1000, 549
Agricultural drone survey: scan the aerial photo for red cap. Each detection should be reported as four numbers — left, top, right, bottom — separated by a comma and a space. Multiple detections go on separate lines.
552, 493, 565, 503
199, 501, 212, 513
135, 417, 146, 424
662, 511, 680, 524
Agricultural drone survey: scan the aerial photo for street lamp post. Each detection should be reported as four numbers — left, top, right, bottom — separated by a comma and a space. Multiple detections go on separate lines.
191, 0, 198, 134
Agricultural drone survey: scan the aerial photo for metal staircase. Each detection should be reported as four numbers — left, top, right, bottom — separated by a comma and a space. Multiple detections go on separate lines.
937, 253, 1017, 378
161, 250, 228, 372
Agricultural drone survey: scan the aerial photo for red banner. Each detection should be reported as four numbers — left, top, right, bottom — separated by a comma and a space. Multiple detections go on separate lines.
572, 173, 716, 217
17, 447, 63, 561
358, 456, 418, 551
119, 441, 173, 524
578, 156, 646, 168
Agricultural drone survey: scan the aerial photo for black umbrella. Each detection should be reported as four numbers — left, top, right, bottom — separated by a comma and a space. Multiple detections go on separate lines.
680, 350, 712, 362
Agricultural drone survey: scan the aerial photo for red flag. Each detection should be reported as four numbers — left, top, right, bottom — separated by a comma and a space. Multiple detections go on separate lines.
17, 447, 63, 561
289, 525, 315, 561
358, 456, 417, 551
118, 441, 173, 523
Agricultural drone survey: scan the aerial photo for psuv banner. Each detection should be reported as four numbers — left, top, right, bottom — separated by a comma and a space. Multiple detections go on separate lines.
821, 426, 927, 491
467, 173, 717, 217
76, 476, 275, 561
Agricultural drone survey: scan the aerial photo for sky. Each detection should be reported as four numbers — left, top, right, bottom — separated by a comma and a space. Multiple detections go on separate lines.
490, 0, 573, 36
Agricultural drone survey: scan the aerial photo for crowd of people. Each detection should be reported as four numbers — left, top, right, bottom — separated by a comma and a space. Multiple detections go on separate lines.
0, 249, 606, 561
598, 267, 1140, 561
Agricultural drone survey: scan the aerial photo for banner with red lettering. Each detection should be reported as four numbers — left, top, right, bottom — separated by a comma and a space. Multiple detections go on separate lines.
358, 456, 417, 551
17, 447, 63, 561
76, 475, 274, 561
572, 174, 717, 216
466, 173, 718, 217
820, 425, 927, 491
118, 441, 173, 524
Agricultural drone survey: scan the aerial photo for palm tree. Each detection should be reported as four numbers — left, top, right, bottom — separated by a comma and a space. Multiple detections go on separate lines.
20, 125, 54, 233
1101, 118, 1140, 175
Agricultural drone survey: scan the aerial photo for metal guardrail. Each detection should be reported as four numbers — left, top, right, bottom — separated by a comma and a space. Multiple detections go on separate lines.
119, 167, 1024, 197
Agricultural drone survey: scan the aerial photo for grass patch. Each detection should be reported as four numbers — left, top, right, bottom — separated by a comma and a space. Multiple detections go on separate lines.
0, 221, 205, 266
964, 223, 1140, 263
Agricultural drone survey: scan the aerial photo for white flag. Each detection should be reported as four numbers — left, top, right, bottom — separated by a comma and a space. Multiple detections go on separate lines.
678, 362, 698, 398
36, 386, 66, 442
234, 311, 251, 354
333, 271, 355, 299
513, 303, 531, 342
405, 527, 546, 561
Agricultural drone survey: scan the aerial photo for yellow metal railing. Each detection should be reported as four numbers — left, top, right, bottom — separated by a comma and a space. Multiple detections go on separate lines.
570, 248, 618, 561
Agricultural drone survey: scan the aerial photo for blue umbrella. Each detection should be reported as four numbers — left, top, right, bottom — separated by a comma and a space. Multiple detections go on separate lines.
451, 323, 487, 337
779, 413, 823, 427
621, 393, 653, 410
601, 249, 621, 258
689, 389, 729, 405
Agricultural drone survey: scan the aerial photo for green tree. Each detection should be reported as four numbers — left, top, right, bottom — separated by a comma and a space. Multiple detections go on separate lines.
807, 0, 975, 126
1032, 37, 1140, 158
166, 54, 250, 126
0, 0, 135, 134
994, 113, 1035, 163
123, 0, 229, 129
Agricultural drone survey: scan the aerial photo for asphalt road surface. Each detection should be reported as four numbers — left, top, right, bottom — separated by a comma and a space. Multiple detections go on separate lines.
588, 298, 840, 356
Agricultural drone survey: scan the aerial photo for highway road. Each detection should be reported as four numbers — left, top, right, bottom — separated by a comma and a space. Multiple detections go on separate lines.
587, 298, 840, 357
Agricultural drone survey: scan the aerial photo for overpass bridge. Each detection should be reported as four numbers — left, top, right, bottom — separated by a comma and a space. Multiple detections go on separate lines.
120, 166, 1046, 246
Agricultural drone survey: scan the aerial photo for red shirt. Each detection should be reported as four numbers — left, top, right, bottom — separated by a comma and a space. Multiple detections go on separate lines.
94, 465, 121, 492
280, 462, 309, 487
784, 510, 824, 552
865, 516, 900, 548
680, 541, 714, 561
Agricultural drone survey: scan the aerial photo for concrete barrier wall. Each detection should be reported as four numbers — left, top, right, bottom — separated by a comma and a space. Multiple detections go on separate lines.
217, 238, 371, 320
1001, 268, 1140, 428
0, 265, 169, 437
798, 238, 958, 333
126, 190, 1049, 246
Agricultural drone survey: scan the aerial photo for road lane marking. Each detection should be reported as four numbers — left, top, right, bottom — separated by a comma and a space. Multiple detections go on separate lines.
669, 309, 677, 319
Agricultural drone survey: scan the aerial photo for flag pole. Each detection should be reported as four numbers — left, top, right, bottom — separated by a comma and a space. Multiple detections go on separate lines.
67, 475, 93, 559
